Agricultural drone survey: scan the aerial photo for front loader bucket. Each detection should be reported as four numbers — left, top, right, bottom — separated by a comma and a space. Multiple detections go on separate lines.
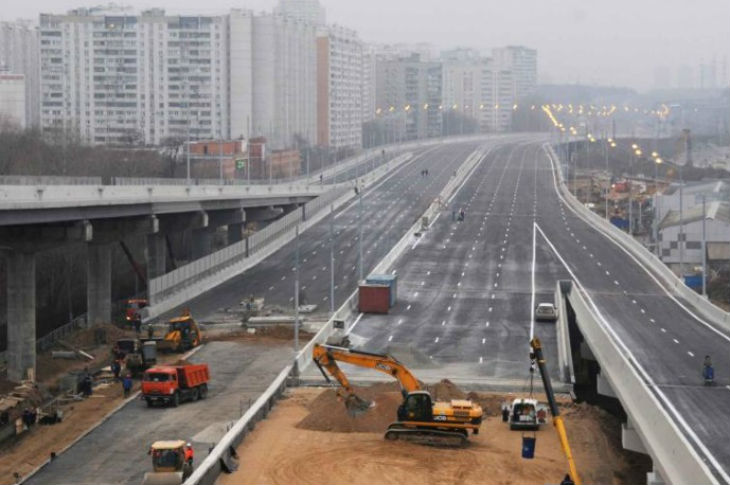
344, 393, 374, 416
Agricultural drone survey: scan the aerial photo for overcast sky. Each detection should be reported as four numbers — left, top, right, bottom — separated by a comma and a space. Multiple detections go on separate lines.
3, 0, 729, 91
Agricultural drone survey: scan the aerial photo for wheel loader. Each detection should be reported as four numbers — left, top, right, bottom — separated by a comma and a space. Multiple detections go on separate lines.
142, 440, 193, 485
158, 310, 202, 353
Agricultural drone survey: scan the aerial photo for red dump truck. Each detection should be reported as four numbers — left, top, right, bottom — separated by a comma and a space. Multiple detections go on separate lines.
141, 363, 209, 407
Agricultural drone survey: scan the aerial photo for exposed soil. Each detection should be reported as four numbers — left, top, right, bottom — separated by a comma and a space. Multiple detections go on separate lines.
205, 326, 314, 344
219, 384, 652, 485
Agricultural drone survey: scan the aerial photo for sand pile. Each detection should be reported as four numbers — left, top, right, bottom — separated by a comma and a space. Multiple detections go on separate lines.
424, 379, 465, 401
296, 382, 403, 433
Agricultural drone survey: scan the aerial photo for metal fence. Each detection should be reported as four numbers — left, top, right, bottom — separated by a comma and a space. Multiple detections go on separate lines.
36, 315, 87, 351
148, 186, 349, 302
0, 175, 103, 185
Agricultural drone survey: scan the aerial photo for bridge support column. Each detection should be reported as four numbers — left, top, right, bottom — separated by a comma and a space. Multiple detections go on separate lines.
146, 233, 166, 280
621, 416, 646, 454
191, 228, 213, 260
87, 243, 112, 326
227, 223, 244, 245
5, 251, 36, 382
596, 371, 617, 398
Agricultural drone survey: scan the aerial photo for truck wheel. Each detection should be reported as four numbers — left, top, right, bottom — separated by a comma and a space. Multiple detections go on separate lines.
146, 398, 153, 408
192, 387, 200, 401
171, 392, 180, 407
199, 384, 208, 399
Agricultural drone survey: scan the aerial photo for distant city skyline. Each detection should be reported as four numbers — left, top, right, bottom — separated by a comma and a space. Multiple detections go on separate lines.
2, 0, 729, 91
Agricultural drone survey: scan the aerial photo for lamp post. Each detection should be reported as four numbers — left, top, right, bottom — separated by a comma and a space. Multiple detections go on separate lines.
654, 156, 663, 257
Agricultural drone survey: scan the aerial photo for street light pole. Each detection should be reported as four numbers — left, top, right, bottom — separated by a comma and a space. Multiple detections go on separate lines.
358, 189, 363, 281
294, 224, 300, 353
604, 139, 609, 219
330, 203, 335, 314
629, 151, 633, 235
679, 165, 684, 277
702, 195, 707, 297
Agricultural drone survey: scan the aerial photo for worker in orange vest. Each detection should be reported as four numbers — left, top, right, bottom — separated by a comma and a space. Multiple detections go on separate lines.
185, 442, 194, 466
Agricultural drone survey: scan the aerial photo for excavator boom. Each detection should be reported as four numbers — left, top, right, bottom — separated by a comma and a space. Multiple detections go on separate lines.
313, 344, 421, 413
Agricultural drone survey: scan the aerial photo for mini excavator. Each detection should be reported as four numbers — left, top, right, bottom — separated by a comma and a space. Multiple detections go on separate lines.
312, 343, 483, 447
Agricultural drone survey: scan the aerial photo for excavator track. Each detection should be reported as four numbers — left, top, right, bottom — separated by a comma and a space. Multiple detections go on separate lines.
384, 424, 468, 447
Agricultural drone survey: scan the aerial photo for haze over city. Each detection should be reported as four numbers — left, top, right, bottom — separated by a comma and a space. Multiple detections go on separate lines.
2, 0, 730, 90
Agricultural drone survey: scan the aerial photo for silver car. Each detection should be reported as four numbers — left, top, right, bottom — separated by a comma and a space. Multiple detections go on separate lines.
535, 303, 558, 322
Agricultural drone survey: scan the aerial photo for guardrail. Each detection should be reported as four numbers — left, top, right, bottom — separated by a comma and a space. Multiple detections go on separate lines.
547, 143, 721, 484
0, 175, 103, 185
547, 144, 730, 334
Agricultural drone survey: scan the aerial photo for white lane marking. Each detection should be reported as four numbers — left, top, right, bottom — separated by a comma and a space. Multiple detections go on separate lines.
614, 280, 619, 285
482, 338, 486, 344
605, 270, 610, 276
427, 271, 431, 276
661, 328, 667, 333
434, 337, 440, 343
397, 319, 403, 325
414, 292, 419, 297
441, 320, 446, 326
447, 306, 452, 311
688, 351, 694, 357
479, 356, 484, 364
491, 294, 496, 300
640, 309, 646, 314
485, 321, 490, 327
268, 286, 274, 291
281, 276, 286, 280
632, 299, 637, 304
673, 338, 680, 344
388, 335, 393, 342
488, 307, 493, 313
406, 304, 412, 310
346, 312, 364, 334
650, 318, 655, 323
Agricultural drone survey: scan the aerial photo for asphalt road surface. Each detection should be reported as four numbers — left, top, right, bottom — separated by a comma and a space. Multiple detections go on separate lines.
159, 140, 489, 322
338, 139, 568, 386
24, 341, 293, 485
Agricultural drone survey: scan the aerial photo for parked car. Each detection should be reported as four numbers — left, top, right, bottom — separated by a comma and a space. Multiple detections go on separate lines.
535, 303, 558, 322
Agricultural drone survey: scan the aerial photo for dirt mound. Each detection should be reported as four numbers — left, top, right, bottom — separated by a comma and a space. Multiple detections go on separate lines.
67, 324, 129, 349
465, 391, 505, 416
296, 384, 402, 433
424, 379, 465, 401
173, 359, 192, 366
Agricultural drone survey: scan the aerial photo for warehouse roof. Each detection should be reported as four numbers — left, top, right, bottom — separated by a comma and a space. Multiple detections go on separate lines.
659, 201, 730, 229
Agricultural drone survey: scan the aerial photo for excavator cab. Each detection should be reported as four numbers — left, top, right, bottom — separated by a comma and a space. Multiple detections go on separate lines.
398, 391, 433, 422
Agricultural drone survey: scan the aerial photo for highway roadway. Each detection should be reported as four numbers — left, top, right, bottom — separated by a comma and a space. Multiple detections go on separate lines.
339, 139, 569, 386
159, 140, 490, 322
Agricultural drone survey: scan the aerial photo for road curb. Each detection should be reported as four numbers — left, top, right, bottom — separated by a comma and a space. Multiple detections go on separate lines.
18, 344, 204, 484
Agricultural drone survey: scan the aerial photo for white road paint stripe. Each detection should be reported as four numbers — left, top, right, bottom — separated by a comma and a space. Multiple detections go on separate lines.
661, 328, 667, 333
442, 320, 446, 326
488, 307, 493, 312
406, 304, 411, 310
397, 319, 403, 325
434, 337, 440, 343
479, 357, 484, 364
268, 286, 274, 291
688, 351, 694, 357
485, 321, 490, 327
447, 306, 452, 311
673, 338, 679, 344
388, 335, 393, 342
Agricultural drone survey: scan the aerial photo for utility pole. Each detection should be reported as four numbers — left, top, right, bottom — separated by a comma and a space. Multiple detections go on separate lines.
218, 139, 223, 185
604, 139, 609, 220
629, 151, 634, 235
702, 195, 707, 297
294, 224, 300, 353
330, 203, 335, 314
358, 189, 364, 281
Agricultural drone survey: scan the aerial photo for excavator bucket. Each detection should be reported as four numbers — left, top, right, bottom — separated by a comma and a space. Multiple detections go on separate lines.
344, 393, 374, 416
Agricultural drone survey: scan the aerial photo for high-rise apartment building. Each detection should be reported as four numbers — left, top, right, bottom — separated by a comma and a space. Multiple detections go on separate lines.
1, 20, 40, 127
375, 54, 442, 141
479, 59, 514, 132
317, 26, 363, 150
274, 0, 326, 26
39, 6, 230, 145
441, 49, 482, 124
0, 74, 26, 128
492, 46, 537, 101
245, 12, 317, 149
361, 43, 377, 123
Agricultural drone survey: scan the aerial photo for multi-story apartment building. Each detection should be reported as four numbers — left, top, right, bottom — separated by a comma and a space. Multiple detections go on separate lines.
441, 48, 482, 126
317, 25, 363, 150
361, 43, 376, 124
274, 0, 326, 27
479, 58, 515, 132
39, 6, 230, 145
0, 20, 40, 127
492, 45, 537, 101
246, 12, 317, 149
0, 74, 26, 128
375, 54, 442, 141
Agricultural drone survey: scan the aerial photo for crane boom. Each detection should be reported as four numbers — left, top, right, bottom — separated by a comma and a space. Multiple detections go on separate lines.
530, 337, 582, 485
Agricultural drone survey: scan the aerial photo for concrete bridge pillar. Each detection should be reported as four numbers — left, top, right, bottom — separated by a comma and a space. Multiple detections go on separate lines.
227, 223, 244, 244
621, 416, 646, 454
191, 228, 213, 260
5, 251, 36, 382
146, 233, 166, 280
87, 243, 112, 326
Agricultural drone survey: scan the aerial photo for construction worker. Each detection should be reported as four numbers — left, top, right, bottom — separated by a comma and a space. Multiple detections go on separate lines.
122, 374, 133, 398
185, 442, 194, 466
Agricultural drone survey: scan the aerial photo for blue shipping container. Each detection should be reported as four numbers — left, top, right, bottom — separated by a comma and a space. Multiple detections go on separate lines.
684, 275, 703, 289
366, 274, 397, 307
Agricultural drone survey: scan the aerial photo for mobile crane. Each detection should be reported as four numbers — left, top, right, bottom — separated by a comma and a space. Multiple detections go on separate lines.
530, 337, 582, 485
312, 343, 483, 447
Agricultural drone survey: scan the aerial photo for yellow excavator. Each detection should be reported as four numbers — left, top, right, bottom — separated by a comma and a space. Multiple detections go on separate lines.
312, 343, 483, 447
530, 337, 582, 485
